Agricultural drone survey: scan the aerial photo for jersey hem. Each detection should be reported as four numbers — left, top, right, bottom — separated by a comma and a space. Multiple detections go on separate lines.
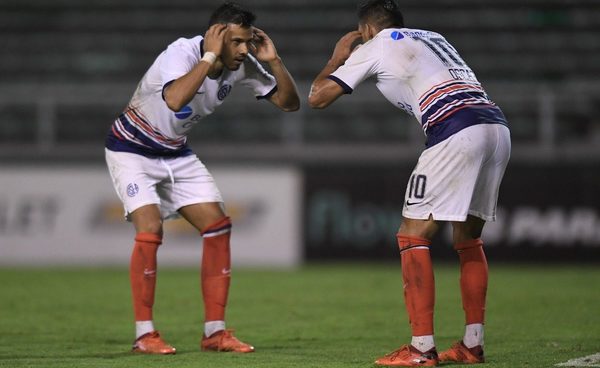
468, 210, 496, 222
257, 85, 278, 100
327, 75, 353, 94
425, 106, 509, 148
162, 80, 176, 101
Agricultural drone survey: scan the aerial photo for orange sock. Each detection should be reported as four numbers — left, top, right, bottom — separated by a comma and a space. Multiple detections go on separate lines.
397, 234, 435, 336
130, 232, 161, 321
455, 238, 488, 324
201, 217, 232, 322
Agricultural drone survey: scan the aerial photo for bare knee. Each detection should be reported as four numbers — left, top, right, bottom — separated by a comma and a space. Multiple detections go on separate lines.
452, 215, 485, 244
131, 205, 163, 236
398, 215, 439, 240
136, 219, 163, 236
178, 202, 226, 232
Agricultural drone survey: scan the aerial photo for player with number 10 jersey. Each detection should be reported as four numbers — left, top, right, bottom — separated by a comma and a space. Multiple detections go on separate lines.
309, 0, 510, 366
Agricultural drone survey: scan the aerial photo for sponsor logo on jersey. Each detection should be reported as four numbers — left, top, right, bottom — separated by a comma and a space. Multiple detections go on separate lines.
174, 105, 193, 119
127, 183, 139, 197
217, 84, 232, 101
390, 31, 404, 40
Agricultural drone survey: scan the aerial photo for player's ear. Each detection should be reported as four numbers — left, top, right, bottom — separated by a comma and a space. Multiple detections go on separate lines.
366, 24, 377, 40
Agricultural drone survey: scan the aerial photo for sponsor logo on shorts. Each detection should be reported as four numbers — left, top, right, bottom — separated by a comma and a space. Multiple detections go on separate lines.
127, 183, 139, 197
217, 84, 232, 101
405, 200, 423, 206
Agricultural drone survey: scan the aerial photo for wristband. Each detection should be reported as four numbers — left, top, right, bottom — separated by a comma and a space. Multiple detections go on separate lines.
201, 52, 217, 65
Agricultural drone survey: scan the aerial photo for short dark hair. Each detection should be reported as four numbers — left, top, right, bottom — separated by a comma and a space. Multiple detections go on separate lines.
357, 0, 404, 29
208, 2, 256, 28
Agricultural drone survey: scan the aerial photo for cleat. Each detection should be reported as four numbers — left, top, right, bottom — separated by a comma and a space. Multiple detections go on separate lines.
375, 344, 438, 367
201, 329, 255, 353
132, 331, 176, 354
439, 341, 484, 364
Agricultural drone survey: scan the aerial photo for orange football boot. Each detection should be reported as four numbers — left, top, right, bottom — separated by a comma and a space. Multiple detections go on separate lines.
201, 329, 255, 353
375, 344, 438, 367
439, 341, 484, 364
132, 331, 176, 354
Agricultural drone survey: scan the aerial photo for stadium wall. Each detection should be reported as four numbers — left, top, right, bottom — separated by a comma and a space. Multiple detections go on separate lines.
0, 166, 302, 267
304, 163, 600, 262
1, 163, 599, 266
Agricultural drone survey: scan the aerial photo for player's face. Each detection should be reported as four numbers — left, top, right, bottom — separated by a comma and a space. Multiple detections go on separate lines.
221, 24, 254, 70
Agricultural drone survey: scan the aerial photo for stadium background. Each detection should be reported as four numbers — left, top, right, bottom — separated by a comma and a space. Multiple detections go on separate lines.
1, 2, 599, 368
1, 0, 599, 266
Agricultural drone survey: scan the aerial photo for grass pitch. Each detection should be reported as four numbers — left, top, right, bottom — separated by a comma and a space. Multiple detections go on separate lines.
0, 263, 599, 368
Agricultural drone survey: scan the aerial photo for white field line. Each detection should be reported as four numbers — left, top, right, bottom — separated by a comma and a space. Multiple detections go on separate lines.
556, 353, 600, 367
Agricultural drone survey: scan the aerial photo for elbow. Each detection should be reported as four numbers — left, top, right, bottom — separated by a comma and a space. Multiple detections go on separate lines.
274, 93, 300, 112
308, 94, 328, 109
163, 89, 187, 112
282, 98, 300, 112
165, 98, 185, 113
282, 105, 300, 112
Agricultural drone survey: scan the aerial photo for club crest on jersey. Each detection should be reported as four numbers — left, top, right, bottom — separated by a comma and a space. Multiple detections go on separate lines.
174, 105, 193, 119
390, 31, 404, 40
127, 183, 139, 197
217, 84, 232, 101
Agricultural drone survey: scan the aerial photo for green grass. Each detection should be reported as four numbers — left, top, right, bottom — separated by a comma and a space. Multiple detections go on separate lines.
0, 263, 599, 367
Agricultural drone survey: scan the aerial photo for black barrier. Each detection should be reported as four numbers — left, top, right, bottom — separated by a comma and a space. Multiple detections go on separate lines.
304, 163, 600, 262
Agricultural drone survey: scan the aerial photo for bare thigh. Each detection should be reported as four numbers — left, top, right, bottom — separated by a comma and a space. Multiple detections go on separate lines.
398, 214, 440, 241
131, 204, 163, 235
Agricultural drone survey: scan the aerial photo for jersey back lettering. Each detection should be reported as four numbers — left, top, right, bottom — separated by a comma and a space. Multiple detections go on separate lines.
329, 28, 508, 147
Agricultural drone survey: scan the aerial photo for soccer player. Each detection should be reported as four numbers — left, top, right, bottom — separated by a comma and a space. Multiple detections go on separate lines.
309, 0, 510, 366
105, 2, 299, 354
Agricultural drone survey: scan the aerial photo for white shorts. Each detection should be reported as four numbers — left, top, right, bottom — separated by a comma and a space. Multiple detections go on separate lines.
105, 149, 223, 220
402, 124, 511, 222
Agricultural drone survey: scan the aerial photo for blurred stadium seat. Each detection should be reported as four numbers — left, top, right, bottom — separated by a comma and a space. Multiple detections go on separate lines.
0, 0, 599, 162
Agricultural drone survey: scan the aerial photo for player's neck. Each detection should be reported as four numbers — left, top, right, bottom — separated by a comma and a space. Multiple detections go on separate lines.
207, 61, 224, 80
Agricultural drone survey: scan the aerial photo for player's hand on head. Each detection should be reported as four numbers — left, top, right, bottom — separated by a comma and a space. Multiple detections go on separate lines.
204, 23, 227, 56
250, 27, 278, 62
332, 30, 362, 64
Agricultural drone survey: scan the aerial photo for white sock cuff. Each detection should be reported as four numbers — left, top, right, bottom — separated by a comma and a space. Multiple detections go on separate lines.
204, 320, 226, 337
411, 335, 435, 352
463, 323, 484, 348
135, 320, 155, 339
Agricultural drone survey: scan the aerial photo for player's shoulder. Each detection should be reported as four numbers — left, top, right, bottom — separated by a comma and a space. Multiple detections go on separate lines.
373, 28, 425, 46
166, 35, 204, 55
397, 27, 445, 40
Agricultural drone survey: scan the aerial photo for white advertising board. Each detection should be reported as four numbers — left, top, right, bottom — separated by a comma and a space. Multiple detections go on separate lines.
0, 166, 302, 267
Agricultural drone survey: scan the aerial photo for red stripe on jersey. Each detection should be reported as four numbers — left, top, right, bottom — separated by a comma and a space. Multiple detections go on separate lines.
420, 83, 483, 112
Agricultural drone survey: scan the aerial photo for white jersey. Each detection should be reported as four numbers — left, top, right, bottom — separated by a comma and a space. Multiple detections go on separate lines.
329, 28, 507, 147
106, 35, 277, 157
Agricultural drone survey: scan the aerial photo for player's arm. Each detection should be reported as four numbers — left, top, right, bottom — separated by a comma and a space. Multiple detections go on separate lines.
251, 28, 300, 112
163, 24, 227, 112
308, 31, 362, 109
